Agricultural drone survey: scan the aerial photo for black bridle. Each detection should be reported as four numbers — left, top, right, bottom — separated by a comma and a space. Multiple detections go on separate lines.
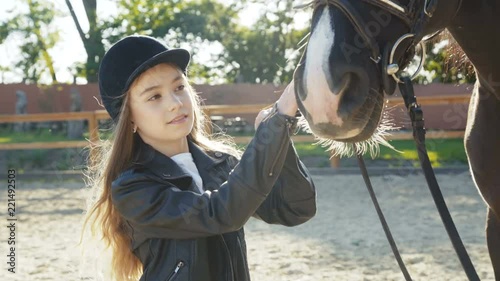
299, 1, 478, 280
307, 0, 428, 65
299, 0, 461, 91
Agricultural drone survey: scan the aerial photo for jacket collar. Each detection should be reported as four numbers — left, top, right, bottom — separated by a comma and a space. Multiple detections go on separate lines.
131, 136, 229, 180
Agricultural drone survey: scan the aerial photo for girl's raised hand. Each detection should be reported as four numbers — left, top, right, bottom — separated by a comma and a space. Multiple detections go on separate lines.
276, 80, 298, 117
254, 81, 298, 130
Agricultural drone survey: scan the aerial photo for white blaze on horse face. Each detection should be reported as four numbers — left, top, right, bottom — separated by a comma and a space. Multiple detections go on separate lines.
304, 7, 343, 126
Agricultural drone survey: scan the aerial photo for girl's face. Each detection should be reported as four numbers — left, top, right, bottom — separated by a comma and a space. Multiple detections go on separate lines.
128, 63, 194, 150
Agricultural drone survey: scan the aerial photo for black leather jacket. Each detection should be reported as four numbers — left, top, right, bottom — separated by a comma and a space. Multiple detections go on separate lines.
111, 110, 317, 281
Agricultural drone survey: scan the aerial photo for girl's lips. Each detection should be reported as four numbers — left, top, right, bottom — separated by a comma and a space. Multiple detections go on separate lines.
168, 115, 187, 124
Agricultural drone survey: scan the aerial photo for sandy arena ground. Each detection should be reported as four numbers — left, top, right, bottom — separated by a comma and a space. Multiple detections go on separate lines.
0, 171, 494, 281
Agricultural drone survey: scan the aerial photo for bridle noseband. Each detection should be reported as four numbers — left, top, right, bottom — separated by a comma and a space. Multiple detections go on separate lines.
296, 0, 437, 86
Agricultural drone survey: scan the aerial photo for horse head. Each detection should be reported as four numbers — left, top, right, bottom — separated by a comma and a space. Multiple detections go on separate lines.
293, 0, 462, 155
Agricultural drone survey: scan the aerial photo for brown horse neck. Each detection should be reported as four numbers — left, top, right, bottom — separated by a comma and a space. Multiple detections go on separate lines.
420, 0, 462, 35
447, 0, 500, 98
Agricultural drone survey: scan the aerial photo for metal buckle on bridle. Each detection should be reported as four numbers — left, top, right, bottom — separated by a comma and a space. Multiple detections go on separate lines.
370, 55, 382, 64
386, 33, 427, 83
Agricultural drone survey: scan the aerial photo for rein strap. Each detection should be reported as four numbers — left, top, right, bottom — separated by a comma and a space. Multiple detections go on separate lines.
356, 76, 480, 280
356, 150, 413, 281
398, 76, 480, 280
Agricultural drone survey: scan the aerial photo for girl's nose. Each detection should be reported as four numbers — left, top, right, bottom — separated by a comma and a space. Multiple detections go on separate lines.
166, 93, 183, 111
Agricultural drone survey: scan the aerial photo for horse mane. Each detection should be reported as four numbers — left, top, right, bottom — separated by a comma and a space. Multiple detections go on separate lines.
431, 30, 475, 77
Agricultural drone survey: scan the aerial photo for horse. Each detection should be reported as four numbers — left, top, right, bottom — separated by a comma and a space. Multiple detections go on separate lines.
293, 0, 500, 279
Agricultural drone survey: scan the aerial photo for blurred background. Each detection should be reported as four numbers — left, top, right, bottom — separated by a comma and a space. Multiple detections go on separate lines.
0, 0, 476, 172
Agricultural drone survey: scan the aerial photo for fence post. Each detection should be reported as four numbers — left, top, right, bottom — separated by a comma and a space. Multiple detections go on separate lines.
330, 154, 341, 169
87, 111, 100, 167
203, 108, 212, 135
88, 111, 99, 143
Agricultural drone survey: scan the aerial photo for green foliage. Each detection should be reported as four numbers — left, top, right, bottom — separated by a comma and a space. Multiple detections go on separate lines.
415, 40, 476, 85
104, 0, 238, 43
2, 0, 477, 85
0, 127, 468, 169
220, 0, 309, 84
293, 138, 467, 167
235, 138, 467, 167
0, 0, 61, 84
0, 128, 71, 143
3, 0, 310, 84
100, 0, 242, 83
378, 138, 468, 166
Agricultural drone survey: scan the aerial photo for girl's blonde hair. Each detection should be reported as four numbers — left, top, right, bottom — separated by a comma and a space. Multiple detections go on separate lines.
79, 64, 242, 280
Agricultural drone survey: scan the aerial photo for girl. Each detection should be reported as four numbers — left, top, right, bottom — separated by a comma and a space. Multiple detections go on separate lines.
81, 35, 316, 281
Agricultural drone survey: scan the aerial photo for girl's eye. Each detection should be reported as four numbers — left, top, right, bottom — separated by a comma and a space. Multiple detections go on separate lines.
176, 84, 185, 91
148, 94, 161, 101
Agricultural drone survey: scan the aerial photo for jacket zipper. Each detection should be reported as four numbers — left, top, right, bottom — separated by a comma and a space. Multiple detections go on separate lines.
268, 120, 291, 176
167, 260, 185, 281
220, 235, 235, 281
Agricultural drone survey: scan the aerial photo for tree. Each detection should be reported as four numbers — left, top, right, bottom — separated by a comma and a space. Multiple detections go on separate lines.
0, 0, 60, 84
2, 0, 308, 84
101, 0, 243, 83
64, 0, 243, 83
1, 0, 476, 86
65, 0, 104, 83
64, 0, 308, 84
220, 0, 309, 84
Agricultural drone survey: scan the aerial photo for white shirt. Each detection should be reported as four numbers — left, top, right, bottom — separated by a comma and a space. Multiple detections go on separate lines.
170, 152, 204, 194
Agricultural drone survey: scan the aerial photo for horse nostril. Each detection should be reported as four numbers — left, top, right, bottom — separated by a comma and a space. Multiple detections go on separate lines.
332, 72, 352, 95
331, 64, 368, 98
337, 72, 365, 114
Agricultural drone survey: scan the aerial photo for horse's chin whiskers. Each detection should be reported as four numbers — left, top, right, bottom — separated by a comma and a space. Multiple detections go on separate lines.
297, 97, 401, 159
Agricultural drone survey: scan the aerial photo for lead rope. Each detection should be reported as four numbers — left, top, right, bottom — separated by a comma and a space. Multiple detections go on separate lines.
356, 147, 413, 281
398, 76, 480, 281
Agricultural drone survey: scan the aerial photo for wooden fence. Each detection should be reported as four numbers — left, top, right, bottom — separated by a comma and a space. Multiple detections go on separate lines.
0, 94, 470, 167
